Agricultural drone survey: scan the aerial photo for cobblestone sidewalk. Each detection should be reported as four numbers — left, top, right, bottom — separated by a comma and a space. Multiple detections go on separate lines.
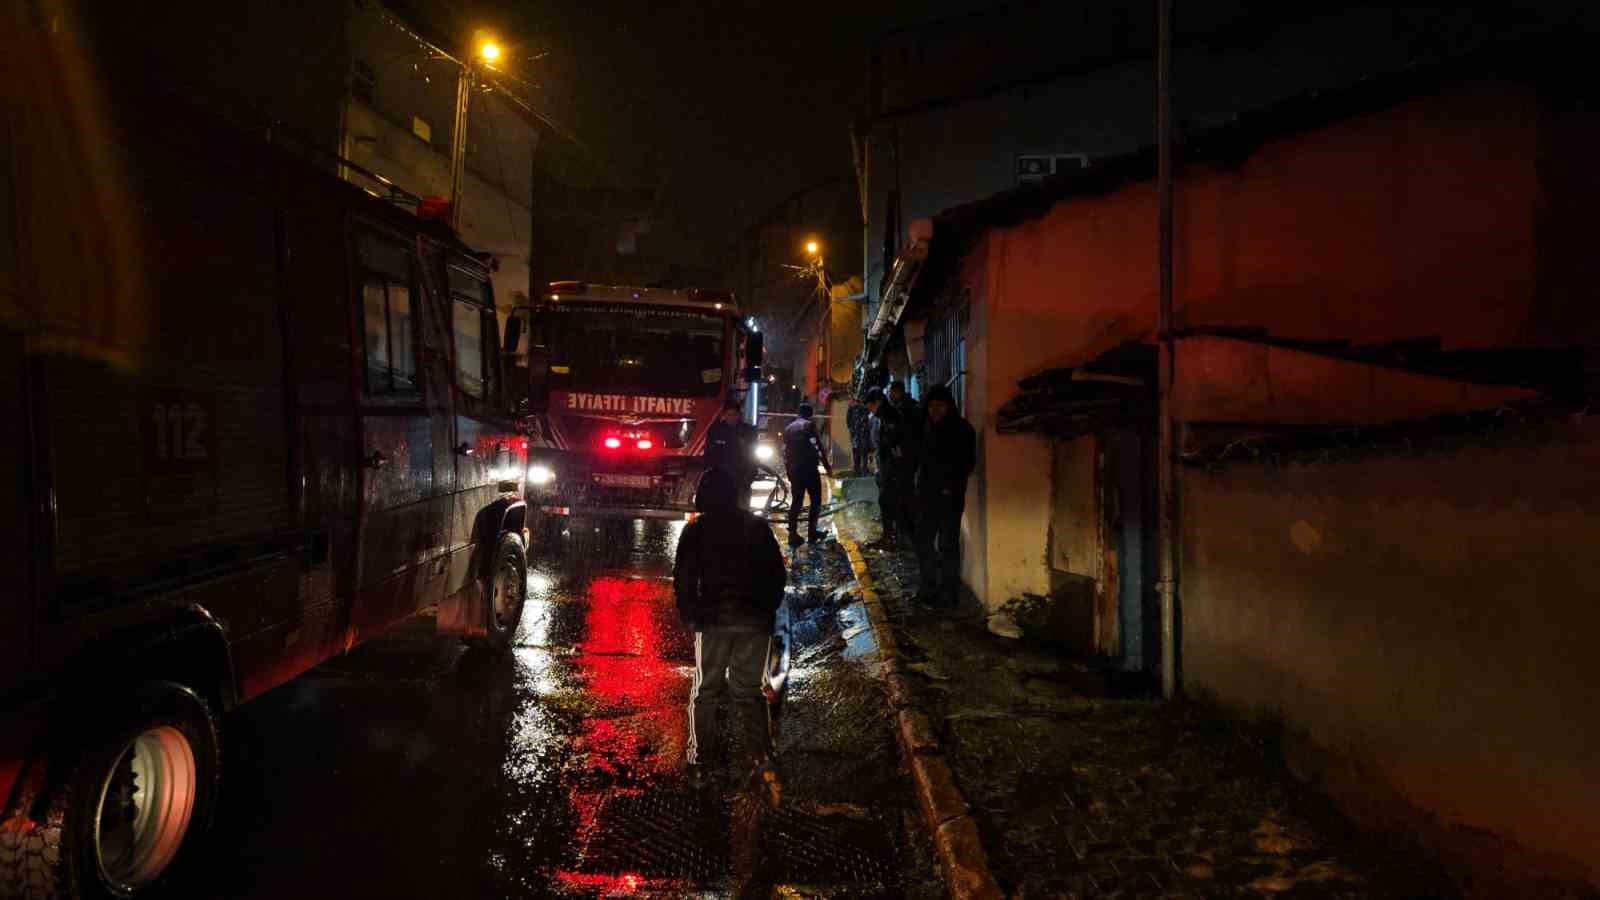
834, 478, 1454, 900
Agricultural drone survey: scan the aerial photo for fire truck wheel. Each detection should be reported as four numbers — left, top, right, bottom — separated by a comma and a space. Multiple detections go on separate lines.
2, 682, 220, 900
470, 532, 528, 653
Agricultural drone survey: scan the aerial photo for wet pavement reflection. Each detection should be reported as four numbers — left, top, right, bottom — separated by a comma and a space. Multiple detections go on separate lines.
192, 516, 935, 898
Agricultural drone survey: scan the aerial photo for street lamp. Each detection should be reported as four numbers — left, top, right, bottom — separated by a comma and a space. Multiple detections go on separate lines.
804, 239, 820, 256
447, 33, 506, 230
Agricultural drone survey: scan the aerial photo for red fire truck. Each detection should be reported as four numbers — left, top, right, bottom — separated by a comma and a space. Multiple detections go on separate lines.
514, 282, 765, 527
1, 13, 532, 899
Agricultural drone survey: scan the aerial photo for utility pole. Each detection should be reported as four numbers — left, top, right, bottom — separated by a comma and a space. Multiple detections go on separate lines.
448, 60, 474, 231
1156, 0, 1179, 699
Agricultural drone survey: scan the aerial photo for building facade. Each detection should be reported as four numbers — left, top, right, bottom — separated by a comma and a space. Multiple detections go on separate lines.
726, 178, 863, 409
856, 3, 1595, 363
882, 43, 1599, 891
342, 2, 543, 313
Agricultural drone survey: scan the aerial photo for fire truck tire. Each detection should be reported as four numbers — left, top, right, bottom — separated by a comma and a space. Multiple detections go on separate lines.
469, 532, 528, 653
1, 682, 219, 900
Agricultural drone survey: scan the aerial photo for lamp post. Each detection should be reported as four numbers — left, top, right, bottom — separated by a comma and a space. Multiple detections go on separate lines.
448, 36, 503, 232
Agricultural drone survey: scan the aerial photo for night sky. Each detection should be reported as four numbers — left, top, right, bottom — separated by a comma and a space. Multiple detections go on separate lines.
443, 1, 990, 268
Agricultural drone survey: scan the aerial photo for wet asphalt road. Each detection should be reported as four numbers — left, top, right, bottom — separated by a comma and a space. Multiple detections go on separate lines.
187, 509, 937, 898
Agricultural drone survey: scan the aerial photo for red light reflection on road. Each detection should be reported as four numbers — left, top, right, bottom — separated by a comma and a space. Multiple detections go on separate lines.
554, 871, 651, 895
557, 577, 690, 889
573, 576, 685, 775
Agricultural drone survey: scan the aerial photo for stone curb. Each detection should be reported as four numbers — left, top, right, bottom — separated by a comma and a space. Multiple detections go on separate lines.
833, 493, 1005, 900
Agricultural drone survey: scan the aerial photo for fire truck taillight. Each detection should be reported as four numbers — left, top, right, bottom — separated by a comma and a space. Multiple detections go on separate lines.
603, 437, 623, 450
635, 438, 654, 451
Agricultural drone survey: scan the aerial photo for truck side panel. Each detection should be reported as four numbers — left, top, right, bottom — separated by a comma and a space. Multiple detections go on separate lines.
31, 131, 292, 604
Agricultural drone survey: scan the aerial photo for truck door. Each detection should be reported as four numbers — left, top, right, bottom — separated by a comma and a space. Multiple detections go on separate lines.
349, 227, 453, 638
439, 260, 521, 604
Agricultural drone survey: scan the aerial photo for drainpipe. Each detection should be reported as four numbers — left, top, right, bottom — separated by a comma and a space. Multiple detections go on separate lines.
1156, 0, 1180, 698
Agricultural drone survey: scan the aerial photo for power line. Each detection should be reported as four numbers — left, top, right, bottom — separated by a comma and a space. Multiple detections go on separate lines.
361, 0, 614, 182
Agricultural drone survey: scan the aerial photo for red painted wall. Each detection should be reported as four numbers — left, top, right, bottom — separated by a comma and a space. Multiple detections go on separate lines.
947, 78, 1600, 892
963, 80, 1551, 380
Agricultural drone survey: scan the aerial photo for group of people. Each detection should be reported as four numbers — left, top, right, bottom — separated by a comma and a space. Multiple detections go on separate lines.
701, 399, 834, 547
859, 382, 976, 610
675, 382, 974, 790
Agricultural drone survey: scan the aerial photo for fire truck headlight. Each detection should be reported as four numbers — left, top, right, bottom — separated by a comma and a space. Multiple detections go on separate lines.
529, 465, 556, 486
754, 444, 774, 462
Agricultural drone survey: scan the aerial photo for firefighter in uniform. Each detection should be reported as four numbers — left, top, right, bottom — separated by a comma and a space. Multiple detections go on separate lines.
782, 403, 833, 546
913, 384, 976, 608
847, 397, 872, 475
864, 387, 914, 548
675, 468, 788, 784
703, 401, 757, 510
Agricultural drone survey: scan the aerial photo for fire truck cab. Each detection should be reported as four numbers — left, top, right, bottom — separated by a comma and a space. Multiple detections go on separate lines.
1, 14, 529, 898
510, 282, 765, 526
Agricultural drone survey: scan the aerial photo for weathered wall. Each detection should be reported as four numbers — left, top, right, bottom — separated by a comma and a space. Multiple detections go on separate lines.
946, 79, 1564, 615
1181, 419, 1600, 890
344, 5, 536, 306
863, 5, 1464, 325
343, 102, 533, 310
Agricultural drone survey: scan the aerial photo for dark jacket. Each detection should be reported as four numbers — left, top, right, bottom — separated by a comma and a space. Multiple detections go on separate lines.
916, 387, 976, 500
846, 404, 871, 441
704, 418, 756, 482
870, 403, 915, 485
893, 395, 924, 464
674, 468, 786, 630
782, 417, 830, 477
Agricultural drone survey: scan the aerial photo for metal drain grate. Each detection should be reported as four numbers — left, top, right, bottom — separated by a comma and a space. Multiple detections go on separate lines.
576, 789, 731, 883
763, 805, 902, 887
571, 788, 902, 890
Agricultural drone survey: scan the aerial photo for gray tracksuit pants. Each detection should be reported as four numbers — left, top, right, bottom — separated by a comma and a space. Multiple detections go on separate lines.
686, 627, 770, 766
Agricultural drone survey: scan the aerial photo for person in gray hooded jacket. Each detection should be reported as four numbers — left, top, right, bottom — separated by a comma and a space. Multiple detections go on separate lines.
674, 467, 788, 778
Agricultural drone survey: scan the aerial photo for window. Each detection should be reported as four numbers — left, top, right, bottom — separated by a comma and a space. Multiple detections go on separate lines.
357, 231, 419, 395
545, 304, 725, 397
450, 267, 495, 400
926, 292, 969, 412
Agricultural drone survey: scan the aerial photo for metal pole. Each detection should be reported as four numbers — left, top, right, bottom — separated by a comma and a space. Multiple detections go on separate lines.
1156, 0, 1179, 699
449, 61, 474, 231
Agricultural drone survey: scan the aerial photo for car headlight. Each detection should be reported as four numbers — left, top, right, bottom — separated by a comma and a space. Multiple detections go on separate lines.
754, 444, 774, 462
529, 464, 556, 486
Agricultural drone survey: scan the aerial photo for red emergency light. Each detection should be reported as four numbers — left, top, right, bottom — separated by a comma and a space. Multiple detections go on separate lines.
600, 432, 655, 452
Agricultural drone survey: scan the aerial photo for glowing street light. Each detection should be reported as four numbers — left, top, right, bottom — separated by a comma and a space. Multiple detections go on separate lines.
804, 240, 820, 256
479, 40, 502, 64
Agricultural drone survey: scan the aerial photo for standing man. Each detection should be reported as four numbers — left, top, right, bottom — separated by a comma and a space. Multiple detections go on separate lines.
847, 398, 872, 476
704, 400, 757, 510
675, 467, 788, 782
913, 385, 976, 608
782, 403, 833, 547
889, 381, 924, 459
864, 387, 914, 549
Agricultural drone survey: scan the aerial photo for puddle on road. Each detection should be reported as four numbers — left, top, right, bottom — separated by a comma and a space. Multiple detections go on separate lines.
207, 518, 922, 898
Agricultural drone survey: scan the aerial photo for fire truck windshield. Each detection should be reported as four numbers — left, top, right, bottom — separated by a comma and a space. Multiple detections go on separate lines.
544, 304, 727, 397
